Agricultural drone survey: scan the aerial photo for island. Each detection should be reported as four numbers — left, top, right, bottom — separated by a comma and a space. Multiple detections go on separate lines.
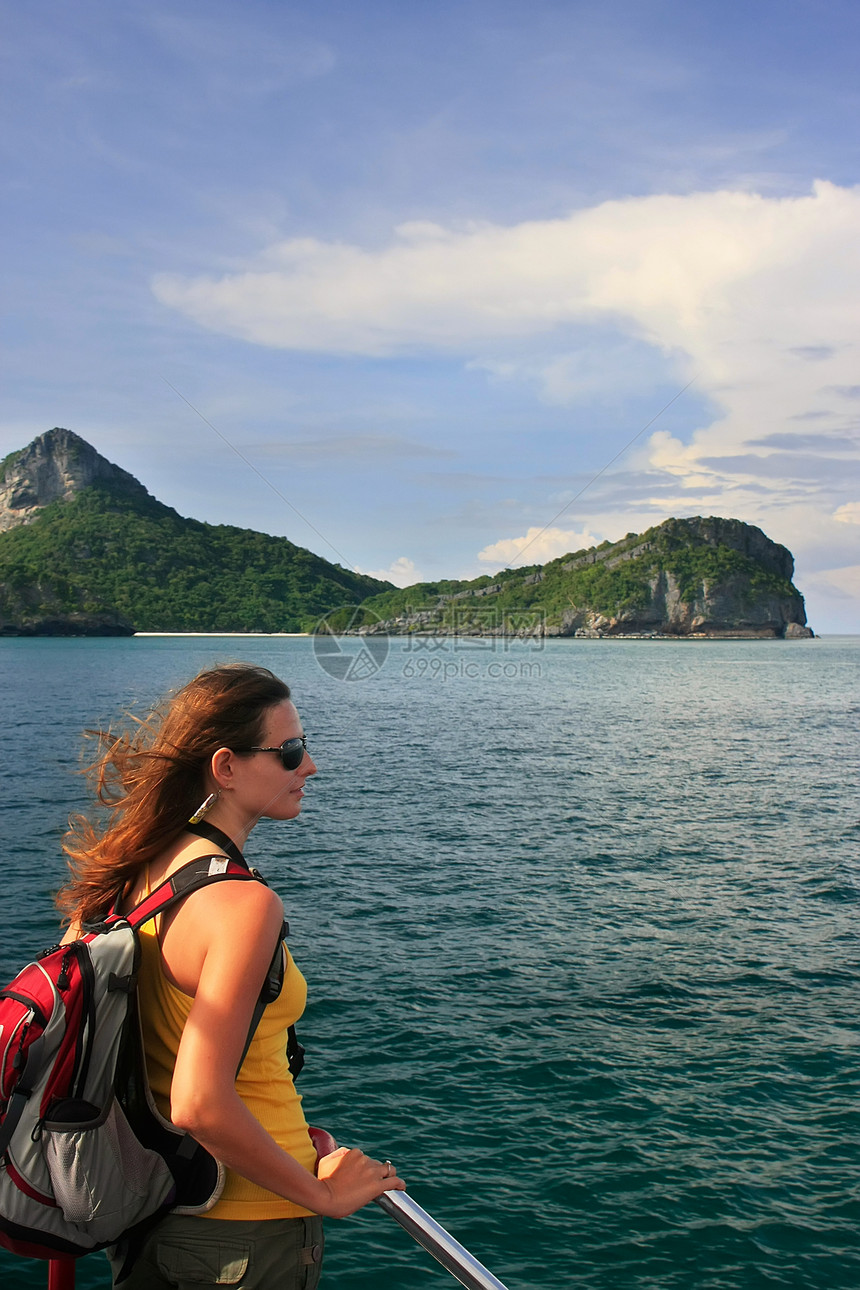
0, 428, 392, 635
356, 518, 813, 639
0, 428, 813, 639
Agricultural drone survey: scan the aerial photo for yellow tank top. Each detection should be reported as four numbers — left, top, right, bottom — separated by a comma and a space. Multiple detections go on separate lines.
136, 884, 318, 1220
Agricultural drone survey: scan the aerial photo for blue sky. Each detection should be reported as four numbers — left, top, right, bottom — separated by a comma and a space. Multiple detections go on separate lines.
2, 0, 859, 629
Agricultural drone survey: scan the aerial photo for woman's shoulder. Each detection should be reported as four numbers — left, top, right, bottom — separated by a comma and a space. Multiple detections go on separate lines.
156, 866, 286, 995
169, 867, 285, 939
134, 841, 286, 941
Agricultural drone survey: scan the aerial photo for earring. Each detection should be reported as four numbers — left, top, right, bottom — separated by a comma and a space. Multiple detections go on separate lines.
188, 791, 220, 824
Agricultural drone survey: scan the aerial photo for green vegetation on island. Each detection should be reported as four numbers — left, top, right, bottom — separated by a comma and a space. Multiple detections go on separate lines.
0, 429, 811, 638
0, 481, 390, 634
354, 518, 808, 638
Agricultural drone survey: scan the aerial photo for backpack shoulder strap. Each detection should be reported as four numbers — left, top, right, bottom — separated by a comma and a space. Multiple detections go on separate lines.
120, 856, 288, 1079
123, 855, 259, 931
238, 935, 285, 1073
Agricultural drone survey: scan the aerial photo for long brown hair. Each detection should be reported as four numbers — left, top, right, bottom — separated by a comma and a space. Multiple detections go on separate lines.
58, 663, 291, 926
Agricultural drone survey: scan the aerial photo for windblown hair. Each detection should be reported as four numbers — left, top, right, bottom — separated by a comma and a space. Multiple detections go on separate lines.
58, 664, 291, 927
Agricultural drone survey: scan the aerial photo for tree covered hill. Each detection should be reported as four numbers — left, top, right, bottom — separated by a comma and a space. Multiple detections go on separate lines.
352, 516, 812, 639
0, 429, 813, 639
0, 429, 391, 634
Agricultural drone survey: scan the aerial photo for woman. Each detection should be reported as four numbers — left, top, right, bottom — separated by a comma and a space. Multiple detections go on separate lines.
58, 663, 404, 1289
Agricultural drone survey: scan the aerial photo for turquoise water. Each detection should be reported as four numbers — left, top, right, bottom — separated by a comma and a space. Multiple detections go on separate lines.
1, 634, 858, 1289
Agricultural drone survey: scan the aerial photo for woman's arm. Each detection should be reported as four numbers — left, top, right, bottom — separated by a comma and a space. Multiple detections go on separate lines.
164, 880, 404, 1217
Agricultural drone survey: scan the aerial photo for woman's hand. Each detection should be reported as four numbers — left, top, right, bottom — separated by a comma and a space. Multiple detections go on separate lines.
316, 1147, 406, 1219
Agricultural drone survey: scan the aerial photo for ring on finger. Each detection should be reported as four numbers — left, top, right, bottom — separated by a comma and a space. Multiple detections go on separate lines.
384, 1160, 393, 1178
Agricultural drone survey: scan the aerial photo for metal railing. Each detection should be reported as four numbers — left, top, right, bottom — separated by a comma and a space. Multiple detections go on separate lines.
376, 1189, 511, 1290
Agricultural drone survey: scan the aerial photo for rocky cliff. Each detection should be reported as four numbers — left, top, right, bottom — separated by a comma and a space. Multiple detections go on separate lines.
0, 428, 392, 635
0, 428, 149, 532
0, 429, 814, 639
357, 516, 814, 639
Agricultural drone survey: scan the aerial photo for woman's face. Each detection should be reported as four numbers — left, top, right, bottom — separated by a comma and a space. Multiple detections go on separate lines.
231, 698, 317, 824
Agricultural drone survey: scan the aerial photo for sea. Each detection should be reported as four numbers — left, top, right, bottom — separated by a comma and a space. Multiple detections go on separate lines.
1, 633, 858, 1290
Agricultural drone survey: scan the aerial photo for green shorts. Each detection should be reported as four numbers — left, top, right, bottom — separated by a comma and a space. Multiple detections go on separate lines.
108, 1213, 324, 1290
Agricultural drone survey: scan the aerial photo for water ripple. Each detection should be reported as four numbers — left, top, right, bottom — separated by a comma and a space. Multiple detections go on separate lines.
1, 636, 859, 1287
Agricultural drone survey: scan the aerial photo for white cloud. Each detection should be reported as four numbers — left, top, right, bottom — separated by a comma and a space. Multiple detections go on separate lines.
478, 526, 601, 567
153, 181, 860, 610
813, 565, 860, 599
361, 556, 420, 587
153, 181, 860, 359
153, 183, 860, 501
470, 335, 670, 405
833, 502, 860, 525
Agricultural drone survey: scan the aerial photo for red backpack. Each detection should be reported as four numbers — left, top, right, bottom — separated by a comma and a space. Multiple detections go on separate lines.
0, 853, 284, 1270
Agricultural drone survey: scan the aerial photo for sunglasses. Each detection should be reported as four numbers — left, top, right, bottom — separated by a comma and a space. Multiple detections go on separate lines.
236, 735, 308, 771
